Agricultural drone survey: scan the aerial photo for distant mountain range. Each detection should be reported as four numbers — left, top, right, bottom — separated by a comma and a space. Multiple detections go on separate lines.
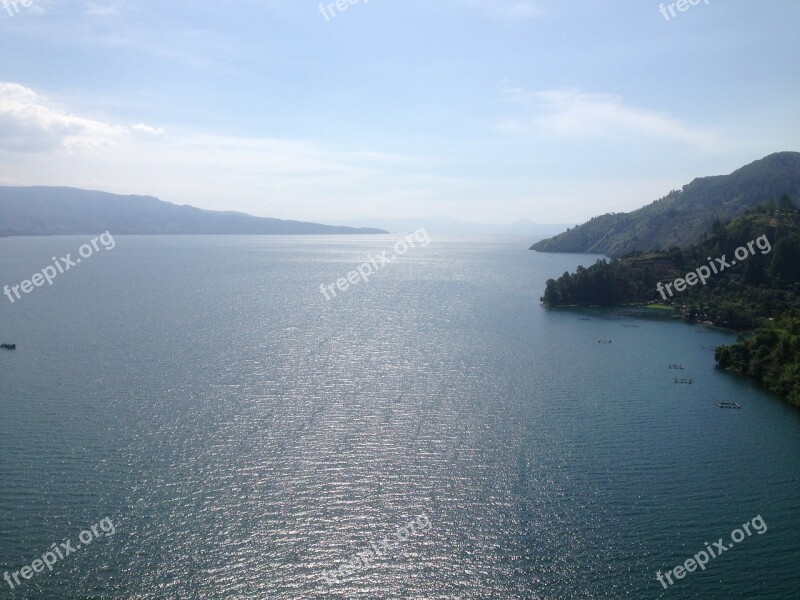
0, 187, 387, 236
531, 152, 800, 258
325, 216, 572, 236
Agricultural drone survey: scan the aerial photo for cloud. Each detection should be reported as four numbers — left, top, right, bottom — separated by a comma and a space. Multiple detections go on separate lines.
85, 2, 122, 17
0, 82, 438, 219
132, 123, 165, 135
0, 83, 366, 176
498, 88, 716, 147
0, 83, 126, 151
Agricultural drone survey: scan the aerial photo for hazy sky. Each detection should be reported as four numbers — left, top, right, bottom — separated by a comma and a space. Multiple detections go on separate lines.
1, 0, 798, 224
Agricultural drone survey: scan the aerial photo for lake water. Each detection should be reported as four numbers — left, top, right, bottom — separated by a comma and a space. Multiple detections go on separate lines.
1, 235, 799, 599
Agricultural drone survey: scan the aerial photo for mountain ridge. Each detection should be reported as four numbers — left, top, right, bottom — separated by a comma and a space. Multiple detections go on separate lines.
530, 152, 800, 258
0, 186, 388, 236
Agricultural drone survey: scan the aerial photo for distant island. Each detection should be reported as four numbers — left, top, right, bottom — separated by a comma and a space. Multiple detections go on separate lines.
538, 198, 800, 408
0, 186, 388, 236
530, 152, 800, 258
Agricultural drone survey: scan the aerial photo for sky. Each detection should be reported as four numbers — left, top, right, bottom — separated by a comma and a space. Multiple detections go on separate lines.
0, 0, 798, 225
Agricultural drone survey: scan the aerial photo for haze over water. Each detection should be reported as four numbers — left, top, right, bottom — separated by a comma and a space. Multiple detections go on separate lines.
1, 235, 798, 599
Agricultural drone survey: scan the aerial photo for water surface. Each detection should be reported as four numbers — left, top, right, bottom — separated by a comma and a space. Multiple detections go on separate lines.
1, 235, 798, 599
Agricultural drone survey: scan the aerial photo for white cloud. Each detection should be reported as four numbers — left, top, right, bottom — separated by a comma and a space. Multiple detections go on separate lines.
0, 83, 126, 151
0, 82, 364, 173
0, 82, 436, 220
132, 123, 165, 135
498, 88, 716, 147
85, 2, 122, 17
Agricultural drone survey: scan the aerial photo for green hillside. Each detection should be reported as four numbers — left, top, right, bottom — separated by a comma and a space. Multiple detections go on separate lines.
540, 200, 800, 406
531, 152, 800, 258
715, 316, 800, 407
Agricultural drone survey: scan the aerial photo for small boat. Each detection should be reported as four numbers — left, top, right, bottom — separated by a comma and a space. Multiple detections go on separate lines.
0, 343, 16, 350
716, 401, 741, 409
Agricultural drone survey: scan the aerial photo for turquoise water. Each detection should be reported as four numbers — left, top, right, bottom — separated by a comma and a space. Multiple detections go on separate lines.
1, 235, 798, 599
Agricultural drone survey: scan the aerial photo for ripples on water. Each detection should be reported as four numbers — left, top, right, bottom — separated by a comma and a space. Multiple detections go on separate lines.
1, 236, 799, 599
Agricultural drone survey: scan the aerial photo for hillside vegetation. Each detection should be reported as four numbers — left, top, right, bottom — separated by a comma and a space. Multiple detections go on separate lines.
715, 315, 800, 407
531, 152, 800, 258
540, 199, 800, 406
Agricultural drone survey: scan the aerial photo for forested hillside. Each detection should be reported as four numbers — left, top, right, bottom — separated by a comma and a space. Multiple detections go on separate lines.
540, 199, 800, 406
531, 152, 800, 257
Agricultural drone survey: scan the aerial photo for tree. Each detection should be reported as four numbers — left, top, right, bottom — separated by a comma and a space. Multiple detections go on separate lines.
779, 193, 796, 212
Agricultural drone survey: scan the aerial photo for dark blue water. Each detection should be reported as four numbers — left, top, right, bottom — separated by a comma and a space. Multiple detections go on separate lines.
1, 235, 798, 599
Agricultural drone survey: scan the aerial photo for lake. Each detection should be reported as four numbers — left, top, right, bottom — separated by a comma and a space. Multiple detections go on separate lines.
1, 235, 798, 599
